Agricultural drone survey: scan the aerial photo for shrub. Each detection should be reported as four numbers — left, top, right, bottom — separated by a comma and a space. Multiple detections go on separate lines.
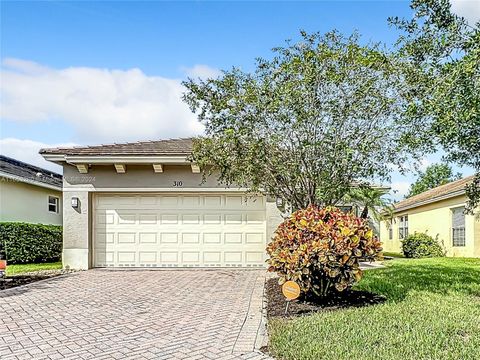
266, 206, 383, 298
401, 232, 445, 258
0, 222, 62, 264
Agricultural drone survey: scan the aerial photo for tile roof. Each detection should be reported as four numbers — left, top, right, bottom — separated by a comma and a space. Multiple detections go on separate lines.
393, 175, 475, 212
39, 138, 194, 156
0, 155, 62, 189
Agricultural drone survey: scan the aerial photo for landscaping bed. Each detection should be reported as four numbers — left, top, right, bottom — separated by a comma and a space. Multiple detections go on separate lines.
0, 262, 73, 291
267, 258, 480, 360
266, 277, 386, 318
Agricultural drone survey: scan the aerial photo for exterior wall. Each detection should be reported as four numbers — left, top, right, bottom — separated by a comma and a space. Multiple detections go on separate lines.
266, 197, 285, 243
0, 178, 62, 225
380, 195, 479, 257
474, 213, 480, 258
62, 164, 284, 269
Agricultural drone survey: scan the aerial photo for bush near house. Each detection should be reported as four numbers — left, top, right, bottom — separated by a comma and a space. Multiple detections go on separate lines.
401, 232, 445, 258
0, 222, 62, 264
266, 206, 383, 298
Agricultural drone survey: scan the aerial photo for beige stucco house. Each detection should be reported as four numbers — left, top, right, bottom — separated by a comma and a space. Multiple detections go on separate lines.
0, 155, 63, 225
40, 138, 284, 270
380, 176, 480, 258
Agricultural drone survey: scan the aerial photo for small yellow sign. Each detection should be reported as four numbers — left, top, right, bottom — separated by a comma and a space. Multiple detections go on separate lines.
282, 280, 301, 300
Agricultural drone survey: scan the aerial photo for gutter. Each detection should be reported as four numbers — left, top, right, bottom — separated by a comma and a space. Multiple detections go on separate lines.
41, 154, 190, 165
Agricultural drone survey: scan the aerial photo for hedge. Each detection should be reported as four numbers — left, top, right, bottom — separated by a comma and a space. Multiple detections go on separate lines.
0, 222, 62, 264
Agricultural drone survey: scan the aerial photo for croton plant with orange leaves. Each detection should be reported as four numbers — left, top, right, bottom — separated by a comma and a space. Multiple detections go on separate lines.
266, 205, 383, 298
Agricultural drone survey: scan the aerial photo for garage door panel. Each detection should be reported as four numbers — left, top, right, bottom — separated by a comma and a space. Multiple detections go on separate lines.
161, 233, 179, 243
161, 214, 178, 224
204, 233, 222, 244
139, 233, 157, 244
93, 193, 267, 268
182, 233, 200, 244
204, 195, 222, 207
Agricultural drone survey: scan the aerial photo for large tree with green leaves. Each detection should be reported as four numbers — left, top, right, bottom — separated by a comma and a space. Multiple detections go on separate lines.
390, 0, 479, 211
183, 31, 420, 210
406, 163, 462, 198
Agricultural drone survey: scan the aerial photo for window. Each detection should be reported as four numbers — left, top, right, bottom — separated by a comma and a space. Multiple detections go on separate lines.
339, 206, 353, 214
398, 215, 408, 239
388, 222, 393, 240
452, 207, 465, 247
48, 196, 59, 213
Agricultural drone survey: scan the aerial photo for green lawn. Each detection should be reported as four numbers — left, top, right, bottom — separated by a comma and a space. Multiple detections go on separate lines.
382, 251, 405, 258
5, 262, 62, 276
269, 258, 480, 360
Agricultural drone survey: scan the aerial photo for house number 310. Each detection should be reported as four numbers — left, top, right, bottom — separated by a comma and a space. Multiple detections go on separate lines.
173, 181, 183, 187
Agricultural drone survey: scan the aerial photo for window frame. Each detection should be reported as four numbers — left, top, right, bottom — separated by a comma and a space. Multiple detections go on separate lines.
451, 206, 466, 247
388, 221, 393, 240
48, 196, 59, 214
398, 215, 408, 239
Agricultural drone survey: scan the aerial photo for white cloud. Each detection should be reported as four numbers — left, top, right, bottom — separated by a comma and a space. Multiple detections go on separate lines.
181, 64, 222, 80
0, 58, 205, 143
0, 138, 76, 173
450, 0, 480, 25
390, 181, 411, 198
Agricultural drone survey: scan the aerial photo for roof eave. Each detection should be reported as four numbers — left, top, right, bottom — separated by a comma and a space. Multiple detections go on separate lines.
0, 171, 62, 191
392, 190, 466, 213
41, 154, 191, 165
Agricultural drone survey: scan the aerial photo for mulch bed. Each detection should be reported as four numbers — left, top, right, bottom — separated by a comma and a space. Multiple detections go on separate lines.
0, 270, 74, 291
266, 277, 386, 318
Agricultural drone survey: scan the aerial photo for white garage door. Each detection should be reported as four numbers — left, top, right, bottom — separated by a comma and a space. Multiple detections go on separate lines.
93, 193, 267, 268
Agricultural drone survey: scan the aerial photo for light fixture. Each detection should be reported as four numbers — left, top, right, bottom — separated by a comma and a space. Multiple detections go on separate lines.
276, 197, 284, 207
71, 197, 79, 209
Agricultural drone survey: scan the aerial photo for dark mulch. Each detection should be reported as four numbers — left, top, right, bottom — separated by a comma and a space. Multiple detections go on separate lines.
0, 271, 72, 291
266, 277, 386, 318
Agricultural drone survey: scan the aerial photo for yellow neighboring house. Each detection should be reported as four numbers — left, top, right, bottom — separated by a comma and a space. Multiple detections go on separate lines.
380, 175, 480, 258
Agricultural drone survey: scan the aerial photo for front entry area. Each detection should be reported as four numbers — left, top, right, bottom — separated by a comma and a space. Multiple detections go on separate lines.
93, 193, 267, 268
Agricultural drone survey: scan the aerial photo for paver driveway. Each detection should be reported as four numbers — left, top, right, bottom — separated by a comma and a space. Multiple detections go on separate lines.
0, 269, 271, 360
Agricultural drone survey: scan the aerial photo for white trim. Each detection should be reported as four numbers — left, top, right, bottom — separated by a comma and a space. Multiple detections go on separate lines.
0, 171, 62, 191
48, 195, 60, 213
42, 154, 190, 165
62, 187, 250, 193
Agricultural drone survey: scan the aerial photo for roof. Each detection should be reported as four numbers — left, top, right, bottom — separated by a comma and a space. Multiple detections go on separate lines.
392, 175, 475, 212
39, 138, 194, 156
0, 155, 62, 190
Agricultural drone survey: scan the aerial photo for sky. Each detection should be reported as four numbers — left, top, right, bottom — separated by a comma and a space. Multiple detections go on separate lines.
0, 0, 478, 200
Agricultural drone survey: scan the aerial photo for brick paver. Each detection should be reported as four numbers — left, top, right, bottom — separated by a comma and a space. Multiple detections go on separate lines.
0, 269, 272, 359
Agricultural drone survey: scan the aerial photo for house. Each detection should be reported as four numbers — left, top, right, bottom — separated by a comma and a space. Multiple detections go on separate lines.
40, 138, 284, 270
0, 155, 63, 225
380, 175, 480, 258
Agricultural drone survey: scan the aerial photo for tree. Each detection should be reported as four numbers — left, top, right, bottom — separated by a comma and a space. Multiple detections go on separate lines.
343, 187, 392, 221
406, 163, 462, 198
183, 31, 421, 210
390, 0, 479, 211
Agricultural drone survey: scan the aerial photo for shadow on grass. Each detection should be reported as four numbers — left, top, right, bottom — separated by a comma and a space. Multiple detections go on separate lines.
355, 259, 480, 302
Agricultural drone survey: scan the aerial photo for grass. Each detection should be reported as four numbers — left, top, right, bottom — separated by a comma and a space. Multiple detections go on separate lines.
5, 261, 62, 276
268, 258, 480, 360
382, 251, 405, 258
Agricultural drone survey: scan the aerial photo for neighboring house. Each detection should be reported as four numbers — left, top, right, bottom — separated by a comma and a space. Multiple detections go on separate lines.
40, 138, 284, 270
0, 155, 63, 225
380, 176, 480, 258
